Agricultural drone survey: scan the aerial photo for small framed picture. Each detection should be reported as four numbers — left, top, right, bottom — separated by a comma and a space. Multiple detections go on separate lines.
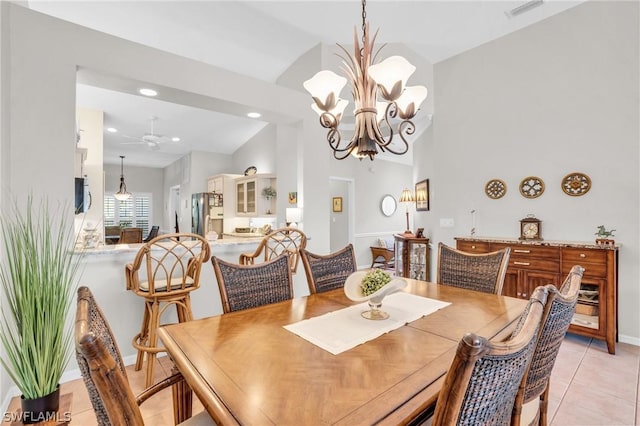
288, 192, 297, 204
415, 179, 430, 211
332, 197, 343, 212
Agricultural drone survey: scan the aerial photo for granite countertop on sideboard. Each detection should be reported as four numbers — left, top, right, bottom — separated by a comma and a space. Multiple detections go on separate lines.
454, 236, 620, 250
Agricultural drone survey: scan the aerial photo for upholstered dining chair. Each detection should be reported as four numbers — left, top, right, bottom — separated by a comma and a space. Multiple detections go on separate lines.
213, 253, 294, 313
119, 227, 143, 244
125, 233, 211, 388
300, 244, 358, 294
239, 227, 307, 274
511, 265, 584, 426
436, 242, 511, 294
431, 286, 548, 426
75, 286, 214, 426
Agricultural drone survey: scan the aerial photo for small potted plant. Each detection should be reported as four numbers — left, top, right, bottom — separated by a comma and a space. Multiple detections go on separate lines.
0, 196, 83, 423
262, 186, 277, 200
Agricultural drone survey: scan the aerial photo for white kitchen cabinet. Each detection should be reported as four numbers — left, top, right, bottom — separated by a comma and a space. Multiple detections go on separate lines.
235, 174, 276, 217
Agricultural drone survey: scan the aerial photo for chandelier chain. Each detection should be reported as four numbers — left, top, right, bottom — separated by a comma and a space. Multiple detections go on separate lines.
361, 0, 367, 47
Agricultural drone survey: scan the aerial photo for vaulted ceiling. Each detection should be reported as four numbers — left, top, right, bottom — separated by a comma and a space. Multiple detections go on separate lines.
28, 1, 586, 167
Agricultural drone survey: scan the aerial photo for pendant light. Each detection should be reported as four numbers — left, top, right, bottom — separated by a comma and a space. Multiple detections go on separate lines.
114, 155, 131, 201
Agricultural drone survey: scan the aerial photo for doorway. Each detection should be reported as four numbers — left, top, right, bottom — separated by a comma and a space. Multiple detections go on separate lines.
169, 185, 180, 233
329, 177, 354, 252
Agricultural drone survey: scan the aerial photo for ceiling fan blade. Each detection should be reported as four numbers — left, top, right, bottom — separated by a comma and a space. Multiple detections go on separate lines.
121, 133, 144, 141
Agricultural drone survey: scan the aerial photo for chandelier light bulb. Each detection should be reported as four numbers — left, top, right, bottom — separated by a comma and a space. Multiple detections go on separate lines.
367, 56, 416, 102
304, 70, 348, 113
396, 86, 429, 120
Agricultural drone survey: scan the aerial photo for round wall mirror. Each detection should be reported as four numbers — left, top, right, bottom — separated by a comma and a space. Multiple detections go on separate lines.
380, 195, 397, 217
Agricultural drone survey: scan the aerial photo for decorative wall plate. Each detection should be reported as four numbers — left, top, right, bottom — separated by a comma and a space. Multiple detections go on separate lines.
519, 176, 545, 199
485, 179, 507, 199
561, 172, 591, 196
244, 166, 257, 176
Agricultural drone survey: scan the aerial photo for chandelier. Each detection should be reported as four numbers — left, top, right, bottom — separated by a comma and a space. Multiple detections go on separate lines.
303, 0, 428, 161
114, 155, 131, 201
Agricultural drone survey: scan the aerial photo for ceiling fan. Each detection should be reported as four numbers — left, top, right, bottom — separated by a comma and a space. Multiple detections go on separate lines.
121, 116, 171, 150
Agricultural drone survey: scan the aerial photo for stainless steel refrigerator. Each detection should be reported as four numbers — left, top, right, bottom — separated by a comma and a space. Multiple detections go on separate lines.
191, 192, 223, 237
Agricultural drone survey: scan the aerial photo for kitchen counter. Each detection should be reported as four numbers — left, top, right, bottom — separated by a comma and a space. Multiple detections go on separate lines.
78, 235, 263, 256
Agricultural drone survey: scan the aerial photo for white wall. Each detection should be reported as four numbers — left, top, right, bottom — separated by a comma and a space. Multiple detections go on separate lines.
421, 1, 639, 343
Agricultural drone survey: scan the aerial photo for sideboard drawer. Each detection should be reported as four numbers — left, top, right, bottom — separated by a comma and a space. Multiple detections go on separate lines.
456, 240, 490, 253
562, 248, 607, 265
562, 262, 607, 278
509, 258, 560, 273
492, 243, 560, 261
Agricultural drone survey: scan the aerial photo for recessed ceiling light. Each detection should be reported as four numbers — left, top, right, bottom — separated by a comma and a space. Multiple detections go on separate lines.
247, 112, 261, 118
171, 137, 181, 142
106, 127, 118, 133
139, 88, 158, 97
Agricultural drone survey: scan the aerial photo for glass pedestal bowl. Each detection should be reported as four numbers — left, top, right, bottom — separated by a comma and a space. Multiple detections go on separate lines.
344, 270, 407, 320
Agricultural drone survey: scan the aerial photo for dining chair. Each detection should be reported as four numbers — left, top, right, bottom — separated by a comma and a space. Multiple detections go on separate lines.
239, 227, 307, 273
143, 225, 160, 242
300, 244, 358, 294
511, 265, 584, 426
125, 233, 211, 388
75, 286, 214, 426
370, 246, 395, 270
436, 242, 511, 294
431, 286, 548, 426
213, 253, 293, 313
119, 227, 143, 244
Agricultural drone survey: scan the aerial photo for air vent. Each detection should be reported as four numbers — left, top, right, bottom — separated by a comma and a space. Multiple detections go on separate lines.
505, 0, 544, 18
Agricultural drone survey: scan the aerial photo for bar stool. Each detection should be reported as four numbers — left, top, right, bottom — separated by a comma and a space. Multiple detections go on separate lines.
125, 232, 211, 387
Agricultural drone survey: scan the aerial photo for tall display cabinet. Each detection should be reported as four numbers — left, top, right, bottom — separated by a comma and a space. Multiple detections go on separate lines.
394, 234, 430, 281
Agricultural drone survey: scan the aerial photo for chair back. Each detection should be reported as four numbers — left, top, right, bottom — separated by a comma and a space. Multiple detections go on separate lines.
119, 227, 143, 244
143, 225, 160, 243
436, 242, 511, 294
512, 265, 584, 425
432, 286, 548, 426
301, 244, 357, 294
126, 233, 211, 296
370, 246, 395, 269
75, 286, 142, 426
239, 227, 307, 273
213, 253, 293, 313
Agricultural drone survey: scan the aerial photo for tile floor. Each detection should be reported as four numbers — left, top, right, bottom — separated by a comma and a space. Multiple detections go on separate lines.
53, 334, 640, 425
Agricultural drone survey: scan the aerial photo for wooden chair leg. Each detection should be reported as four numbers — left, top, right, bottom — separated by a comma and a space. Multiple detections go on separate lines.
539, 385, 550, 426
134, 301, 151, 371
145, 300, 161, 388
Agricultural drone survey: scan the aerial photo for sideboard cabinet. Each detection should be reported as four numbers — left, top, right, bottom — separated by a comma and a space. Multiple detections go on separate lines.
455, 237, 618, 354
394, 235, 430, 281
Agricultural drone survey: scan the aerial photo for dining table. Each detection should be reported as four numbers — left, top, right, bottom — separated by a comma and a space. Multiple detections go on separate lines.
158, 279, 528, 425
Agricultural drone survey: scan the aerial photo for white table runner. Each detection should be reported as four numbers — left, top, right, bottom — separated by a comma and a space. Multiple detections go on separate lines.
283, 293, 451, 355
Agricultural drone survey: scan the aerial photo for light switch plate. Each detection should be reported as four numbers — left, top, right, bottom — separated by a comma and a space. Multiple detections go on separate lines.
440, 218, 455, 228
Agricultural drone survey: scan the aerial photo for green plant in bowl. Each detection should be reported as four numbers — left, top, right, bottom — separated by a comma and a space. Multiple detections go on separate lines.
361, 269, 392, 296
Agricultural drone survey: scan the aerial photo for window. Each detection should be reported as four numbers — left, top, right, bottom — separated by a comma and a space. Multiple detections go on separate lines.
104, 193, 152, 236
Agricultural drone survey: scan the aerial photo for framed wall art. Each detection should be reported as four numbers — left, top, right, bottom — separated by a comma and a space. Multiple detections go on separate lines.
288, 192, 297, 204
332, 197, 343, 212
415, 179, 430, 211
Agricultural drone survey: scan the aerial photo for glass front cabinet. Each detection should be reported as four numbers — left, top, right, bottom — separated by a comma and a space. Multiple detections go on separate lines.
394, 234, 430, 281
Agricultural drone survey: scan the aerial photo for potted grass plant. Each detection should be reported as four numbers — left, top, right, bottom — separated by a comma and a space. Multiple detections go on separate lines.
0, 196, 83, 423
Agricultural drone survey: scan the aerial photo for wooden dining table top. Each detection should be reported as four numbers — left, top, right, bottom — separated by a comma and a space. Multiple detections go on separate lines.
158, 279, 528, 426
